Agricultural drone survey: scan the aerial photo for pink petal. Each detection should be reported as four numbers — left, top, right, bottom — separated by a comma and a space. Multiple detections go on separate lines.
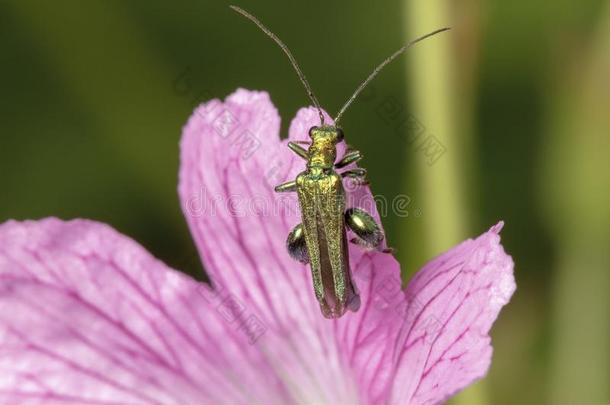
333, 251, 406, 404
0, 218, 310, 404
178, 89, 403, 402
388, 222, 516, 404
178, 89, 516, 404
178, 89, 360, 402
179, 89, 320, 324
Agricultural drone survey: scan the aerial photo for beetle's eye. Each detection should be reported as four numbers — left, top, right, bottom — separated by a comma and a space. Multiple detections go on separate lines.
308, 126, 317, 138
336, 128, 345, 142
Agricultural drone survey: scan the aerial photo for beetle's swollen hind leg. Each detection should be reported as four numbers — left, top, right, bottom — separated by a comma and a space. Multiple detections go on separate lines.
286, 223, 309, 264
345, 208, 384, 250
274, 180, 297, 193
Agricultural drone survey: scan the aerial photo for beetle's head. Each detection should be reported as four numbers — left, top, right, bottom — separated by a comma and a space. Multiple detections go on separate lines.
308, 126, 344, 145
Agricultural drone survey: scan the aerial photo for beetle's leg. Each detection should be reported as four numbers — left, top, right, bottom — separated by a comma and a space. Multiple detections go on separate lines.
286, 223, 309, 264
335, 149, 362, 168
341, 168, 369, 186
349, 237, 394, 254
274, 180, 297, 193
288, 141, 309, 160
341, 168, 367, 179
345, 208, 384, 250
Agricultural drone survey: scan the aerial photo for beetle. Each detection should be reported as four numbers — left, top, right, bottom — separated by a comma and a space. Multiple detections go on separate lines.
274, 126, 384, 317
231, 5, 449, 318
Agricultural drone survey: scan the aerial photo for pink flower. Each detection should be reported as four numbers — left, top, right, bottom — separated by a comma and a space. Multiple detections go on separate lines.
0, 89, 515, 404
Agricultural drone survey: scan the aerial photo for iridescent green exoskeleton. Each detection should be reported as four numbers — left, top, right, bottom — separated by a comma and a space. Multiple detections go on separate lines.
275, 126, 383, 317
231, 5, 449, 318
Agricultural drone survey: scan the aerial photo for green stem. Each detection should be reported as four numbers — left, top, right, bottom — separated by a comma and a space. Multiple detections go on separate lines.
402, 0, 486, 403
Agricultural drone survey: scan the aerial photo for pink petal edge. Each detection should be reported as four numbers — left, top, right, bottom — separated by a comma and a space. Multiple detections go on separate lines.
389, 221, 516, 404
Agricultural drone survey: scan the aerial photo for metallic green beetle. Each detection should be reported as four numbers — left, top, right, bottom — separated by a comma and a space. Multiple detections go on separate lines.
275, 127, 382, 317
231, 5, 449, 318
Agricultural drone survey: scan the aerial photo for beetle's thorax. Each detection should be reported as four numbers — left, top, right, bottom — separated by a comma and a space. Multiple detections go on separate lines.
306, 125, 343, 172
307, 137, 336, 170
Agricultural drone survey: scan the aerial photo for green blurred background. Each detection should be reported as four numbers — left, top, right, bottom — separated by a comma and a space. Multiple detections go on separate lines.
1, 1, 608, 404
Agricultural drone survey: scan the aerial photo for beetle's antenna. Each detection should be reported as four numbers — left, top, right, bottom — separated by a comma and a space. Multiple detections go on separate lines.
230, 5, 325, 125
334, 27, 450, 125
